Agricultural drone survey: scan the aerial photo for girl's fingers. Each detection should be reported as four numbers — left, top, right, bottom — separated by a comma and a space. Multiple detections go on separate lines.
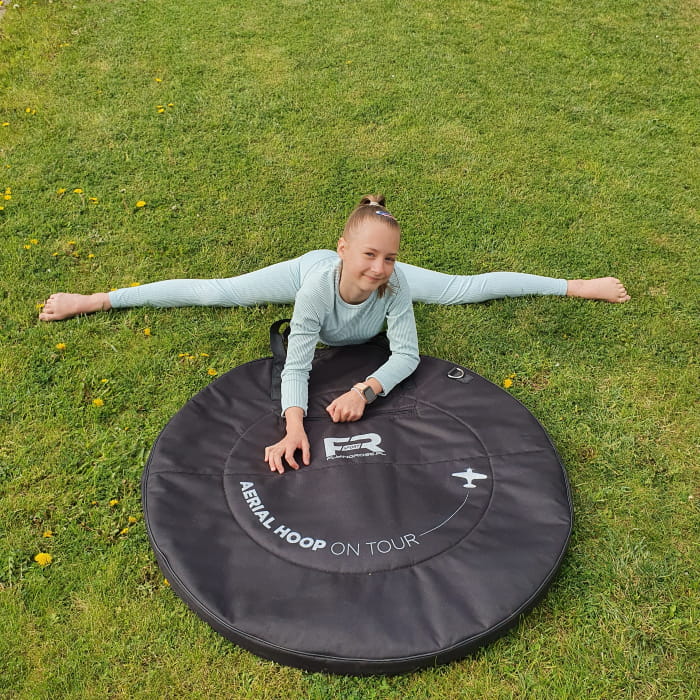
264, 446, 284, 472
286, 449, 299, 470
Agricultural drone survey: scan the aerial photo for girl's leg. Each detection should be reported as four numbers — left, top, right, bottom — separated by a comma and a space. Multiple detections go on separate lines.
395, 263, 567, 304
39, 250, 337, 320
108, 262, 301, 309
109, 250, 337, 308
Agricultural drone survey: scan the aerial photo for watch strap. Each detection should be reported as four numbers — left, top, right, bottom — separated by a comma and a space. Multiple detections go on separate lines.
353, 382, 377, 404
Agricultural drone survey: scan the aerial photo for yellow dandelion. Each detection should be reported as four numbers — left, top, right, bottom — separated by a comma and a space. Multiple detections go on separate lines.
207, 368, 218, 376
4, 194, 11, 200
88, 197, 98, 204
57, 187, 66, 194
119, 527, 129, 535
129, 281, 140, 287
163, 578, 170, 587
109, 499, 119, 507
67, 240, 76, 246
503, 378, 513, 389
55, 342, 66, 350
30, 238, 38, 244
135, 200, 146, 208
100, 378, 108, 383
92, 398, 104, 407
91, 500, 98, 505
167, 103, 174, 107
143, 327, 151, 336
73, 188, 83, 194
157, 108, 165, 114
87, 253, 95, 258
199, 352, 209, 357
154, 77, 162, 83
1, 122, 9, 127
34, 552, 53, 567
4, 187, 10, 194
43, 530, 54, 538
36, 303, 45, 310
128, 516, 138, 524
25, 107, 32, 113
52, 252, 59, 256
178, 353, 186, 357
23, 244, 31, 250
0, 206, 4, 212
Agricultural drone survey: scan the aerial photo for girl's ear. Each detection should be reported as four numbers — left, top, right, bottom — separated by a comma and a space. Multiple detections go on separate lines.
337, 236, 347, 257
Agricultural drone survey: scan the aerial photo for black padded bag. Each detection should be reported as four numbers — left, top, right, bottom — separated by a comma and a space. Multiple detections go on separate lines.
143, 321, 572, 675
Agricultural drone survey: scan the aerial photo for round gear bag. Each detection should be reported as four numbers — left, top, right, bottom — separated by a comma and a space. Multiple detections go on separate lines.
143, 321, 572, 674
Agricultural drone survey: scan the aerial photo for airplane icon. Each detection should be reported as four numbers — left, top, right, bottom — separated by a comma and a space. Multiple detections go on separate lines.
451, 468, 488, 488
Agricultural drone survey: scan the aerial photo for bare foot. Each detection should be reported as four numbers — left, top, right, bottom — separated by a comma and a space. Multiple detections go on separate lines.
38, 292, 111, 321
566, 278, 630, 303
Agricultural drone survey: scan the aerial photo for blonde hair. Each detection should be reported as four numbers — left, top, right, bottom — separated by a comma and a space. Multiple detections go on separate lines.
343, 194, 401, 240
341, 195, 400, 298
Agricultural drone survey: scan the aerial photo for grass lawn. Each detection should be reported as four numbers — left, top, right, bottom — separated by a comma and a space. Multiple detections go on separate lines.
1, 0, 698, 697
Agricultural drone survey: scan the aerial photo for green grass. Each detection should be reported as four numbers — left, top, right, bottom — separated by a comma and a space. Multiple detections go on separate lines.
1, 0, 698, 697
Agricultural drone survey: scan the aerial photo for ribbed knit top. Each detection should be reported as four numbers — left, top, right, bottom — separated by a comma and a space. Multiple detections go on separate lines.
281, 258, 420, 415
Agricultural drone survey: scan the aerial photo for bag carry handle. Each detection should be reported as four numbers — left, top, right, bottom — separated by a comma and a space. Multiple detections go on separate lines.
270, 319, 291, 402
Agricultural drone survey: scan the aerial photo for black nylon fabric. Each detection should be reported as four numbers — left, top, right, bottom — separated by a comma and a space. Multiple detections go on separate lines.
143, 341, 572, 675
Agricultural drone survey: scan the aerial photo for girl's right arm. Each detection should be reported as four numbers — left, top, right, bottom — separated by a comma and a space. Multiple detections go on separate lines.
265, 274, 327, 472
265, 298, 321, 473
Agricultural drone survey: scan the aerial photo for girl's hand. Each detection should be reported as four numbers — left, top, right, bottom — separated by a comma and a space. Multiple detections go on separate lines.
326, 390, 366, 423
264, 427, 310, 473
265, 407, 310, 473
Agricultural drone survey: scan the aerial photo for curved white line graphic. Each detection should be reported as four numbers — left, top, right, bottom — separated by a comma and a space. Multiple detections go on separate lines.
418, 493, 470, 537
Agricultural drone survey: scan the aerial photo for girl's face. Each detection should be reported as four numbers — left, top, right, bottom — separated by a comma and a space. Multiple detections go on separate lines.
337, 219, 400, 304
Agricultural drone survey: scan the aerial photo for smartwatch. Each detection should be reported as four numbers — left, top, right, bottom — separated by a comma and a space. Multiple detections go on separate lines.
352, 382, 377, 404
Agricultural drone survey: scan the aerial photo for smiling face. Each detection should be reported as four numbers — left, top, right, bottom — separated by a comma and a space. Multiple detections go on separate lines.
336, 218, 400, 304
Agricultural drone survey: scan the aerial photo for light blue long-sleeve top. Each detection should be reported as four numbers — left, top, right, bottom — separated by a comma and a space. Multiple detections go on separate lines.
108, 249, 567, 414
281, 258, 419, 415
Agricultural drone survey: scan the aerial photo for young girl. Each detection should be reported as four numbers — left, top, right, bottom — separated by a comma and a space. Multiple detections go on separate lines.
39, 195, 630, 472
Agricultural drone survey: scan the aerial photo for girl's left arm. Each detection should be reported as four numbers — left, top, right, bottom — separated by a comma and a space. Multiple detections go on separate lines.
365, 277, 420, 396
326, 278, 419, 422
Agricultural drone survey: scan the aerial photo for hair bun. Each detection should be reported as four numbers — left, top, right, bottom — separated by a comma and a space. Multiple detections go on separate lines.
359, 194, 386, 208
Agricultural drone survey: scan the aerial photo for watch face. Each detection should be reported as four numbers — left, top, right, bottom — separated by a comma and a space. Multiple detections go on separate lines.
363, 386, 377, 402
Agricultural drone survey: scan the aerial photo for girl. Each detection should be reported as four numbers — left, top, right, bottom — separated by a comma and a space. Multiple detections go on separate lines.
39, 195, 630, 472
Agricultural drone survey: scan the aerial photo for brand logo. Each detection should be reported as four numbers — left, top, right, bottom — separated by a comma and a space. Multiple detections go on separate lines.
324, 432, 386, 460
